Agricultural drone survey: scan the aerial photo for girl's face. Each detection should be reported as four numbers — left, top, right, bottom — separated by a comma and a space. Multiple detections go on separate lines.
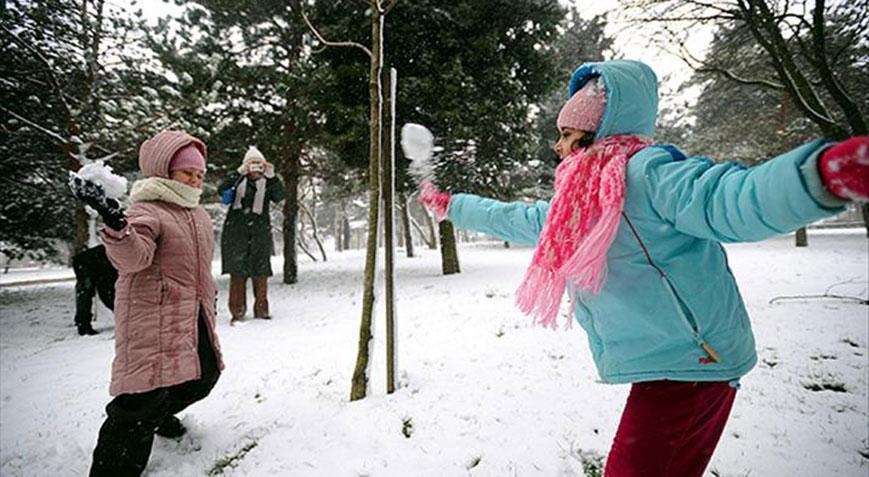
553, 127, 594, 160
170, 168, 205, 189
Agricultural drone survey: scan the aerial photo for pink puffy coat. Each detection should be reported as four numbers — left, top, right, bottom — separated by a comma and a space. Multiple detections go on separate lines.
102, 131, 224, 396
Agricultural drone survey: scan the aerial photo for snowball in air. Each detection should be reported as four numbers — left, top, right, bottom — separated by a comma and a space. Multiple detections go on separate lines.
401, 123, 434, 162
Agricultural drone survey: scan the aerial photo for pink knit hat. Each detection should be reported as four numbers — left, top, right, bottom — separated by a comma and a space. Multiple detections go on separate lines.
138, 130, 207, 178
556, 78, 606, 132
169, 144, 206, 172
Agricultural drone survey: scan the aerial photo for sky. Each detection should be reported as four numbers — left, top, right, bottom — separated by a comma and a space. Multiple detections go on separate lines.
568, 0, 715, 103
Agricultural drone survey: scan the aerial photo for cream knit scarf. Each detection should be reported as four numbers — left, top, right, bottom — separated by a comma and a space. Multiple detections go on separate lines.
232, 177, 267, 215
129, 177, 202, 208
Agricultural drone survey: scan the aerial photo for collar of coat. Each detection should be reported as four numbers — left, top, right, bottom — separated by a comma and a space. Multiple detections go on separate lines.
129, 177, 202, 208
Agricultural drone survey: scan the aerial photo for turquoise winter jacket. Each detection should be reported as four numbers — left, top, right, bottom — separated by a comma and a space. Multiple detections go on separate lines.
447, 60, 847, 384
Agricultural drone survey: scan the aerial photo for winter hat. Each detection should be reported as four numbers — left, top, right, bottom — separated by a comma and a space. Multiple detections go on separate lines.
556, 78, 607, 132
139, 130, 207, 178
238, 146, 267, 174
243, 146, 266, 164
169, 143, 206, 172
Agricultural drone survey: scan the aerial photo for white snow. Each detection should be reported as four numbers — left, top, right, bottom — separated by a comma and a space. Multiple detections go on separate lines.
1, 230, 867, 476
400, 123, 435, 182
74, 161, 129, 199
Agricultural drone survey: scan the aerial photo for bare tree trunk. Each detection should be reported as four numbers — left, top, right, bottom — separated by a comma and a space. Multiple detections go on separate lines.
806, 0, 866, 136
862, 204, 869, 238
69, 0, 106, 260
70, 203, 89, 261
409, 216, 434, 249
399, 191, 414, 257
342, 216, 351, 250
383, 68, 397, 394
281, 149, 300, 284
299, 202, 327, 261
334, 205, 342, 252
350, 4, 385, 402
795, 227, 808, 247
439, 220, 460, 275
423, 211, 437, 249
297, 235, 317, 262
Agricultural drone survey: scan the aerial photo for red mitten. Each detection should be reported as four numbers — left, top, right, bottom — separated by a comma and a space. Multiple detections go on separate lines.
819, 136, 869, 202
418, 180, 450, 221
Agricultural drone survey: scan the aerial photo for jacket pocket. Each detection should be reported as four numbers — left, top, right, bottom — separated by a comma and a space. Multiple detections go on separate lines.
661, 275, 722, 364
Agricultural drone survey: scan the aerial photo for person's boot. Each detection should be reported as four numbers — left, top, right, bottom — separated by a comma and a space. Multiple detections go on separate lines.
154, 416, 186, 439
252, 276, 271, 319
77, 323, 99, 336
228, 275, 247, 324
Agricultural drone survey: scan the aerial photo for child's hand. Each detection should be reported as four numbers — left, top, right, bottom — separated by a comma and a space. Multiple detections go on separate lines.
68, 174, 128, 230
263, 161, 275, 179
820, 136, 869, 202
418, 180, 450, 222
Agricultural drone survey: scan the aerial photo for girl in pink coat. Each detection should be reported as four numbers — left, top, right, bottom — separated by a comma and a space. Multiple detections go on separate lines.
71, 130, 225, 476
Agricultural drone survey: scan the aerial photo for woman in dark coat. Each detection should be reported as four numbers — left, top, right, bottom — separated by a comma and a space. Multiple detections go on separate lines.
218, 146, 285, 323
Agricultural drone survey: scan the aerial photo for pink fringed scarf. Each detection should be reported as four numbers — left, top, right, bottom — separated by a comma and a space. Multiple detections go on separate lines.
515, 134, 652, 328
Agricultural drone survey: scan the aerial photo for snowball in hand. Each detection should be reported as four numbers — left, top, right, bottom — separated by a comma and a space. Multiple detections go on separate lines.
74, 161, 128, 199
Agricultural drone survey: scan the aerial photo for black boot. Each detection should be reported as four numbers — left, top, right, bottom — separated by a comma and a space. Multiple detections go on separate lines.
154, 415, 186, 438
77, 323, 99, 336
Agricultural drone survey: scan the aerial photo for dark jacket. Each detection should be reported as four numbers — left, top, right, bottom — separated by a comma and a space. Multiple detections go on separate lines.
218, 173, 285, 277
73, 244, 118, 324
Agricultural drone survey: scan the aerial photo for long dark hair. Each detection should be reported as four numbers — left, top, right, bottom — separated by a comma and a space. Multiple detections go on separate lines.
571, 131, 595, 151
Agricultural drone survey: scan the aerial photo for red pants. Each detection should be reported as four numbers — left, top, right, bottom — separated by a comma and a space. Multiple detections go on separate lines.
605, 380, 737, 477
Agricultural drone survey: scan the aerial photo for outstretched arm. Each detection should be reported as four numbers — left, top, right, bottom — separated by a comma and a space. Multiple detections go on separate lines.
418, 181, 549, 246
449, 194, 550, 246
639, 139, 860, 243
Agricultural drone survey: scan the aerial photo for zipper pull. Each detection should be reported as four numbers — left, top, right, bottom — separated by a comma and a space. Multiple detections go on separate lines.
700, 341, 722, 363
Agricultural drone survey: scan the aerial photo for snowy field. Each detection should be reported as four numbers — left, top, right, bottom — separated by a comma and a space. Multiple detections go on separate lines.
1, 230, 867, 476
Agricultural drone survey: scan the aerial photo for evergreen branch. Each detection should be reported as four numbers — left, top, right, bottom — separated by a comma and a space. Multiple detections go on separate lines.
0, 24, 75, 123
1, 106, 67, 144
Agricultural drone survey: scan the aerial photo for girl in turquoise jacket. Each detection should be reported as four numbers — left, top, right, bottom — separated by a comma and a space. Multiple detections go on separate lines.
417, 60, 868, 476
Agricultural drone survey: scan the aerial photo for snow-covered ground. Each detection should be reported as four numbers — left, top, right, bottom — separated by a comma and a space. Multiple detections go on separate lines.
1, 230, 867, 476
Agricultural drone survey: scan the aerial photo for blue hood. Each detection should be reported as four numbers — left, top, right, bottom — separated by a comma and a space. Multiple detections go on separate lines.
567, 60, 659, 140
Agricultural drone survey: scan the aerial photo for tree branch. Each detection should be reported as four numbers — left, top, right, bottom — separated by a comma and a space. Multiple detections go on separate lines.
383, 0, 399, 14
680, 45, 785, 89
298, 5, 372, 58
1, 24, 75, 124
738, 0, 844, 136
769, 294, 868, 305
808, 0, 867, 135
1, 106, 67, 144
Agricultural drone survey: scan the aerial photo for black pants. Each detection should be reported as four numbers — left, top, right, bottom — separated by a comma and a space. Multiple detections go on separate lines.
73, 245, 118, 327
89, 312, 220, 477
